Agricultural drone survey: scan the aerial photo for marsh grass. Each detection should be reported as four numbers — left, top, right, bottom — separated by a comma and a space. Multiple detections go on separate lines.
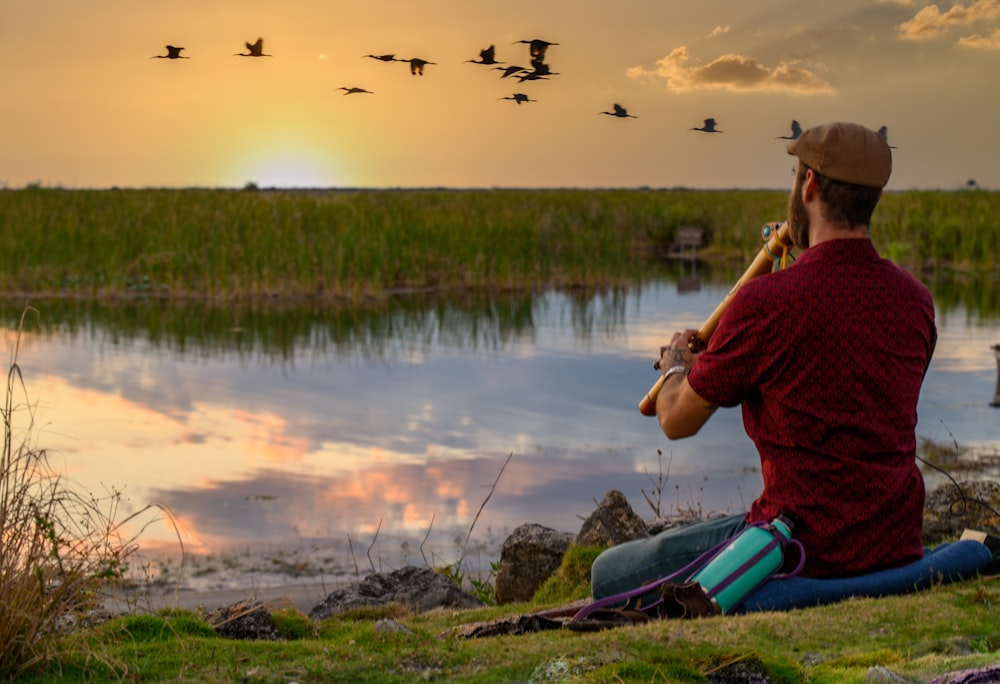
0, 309, 166, 679
2, 187, 996, 303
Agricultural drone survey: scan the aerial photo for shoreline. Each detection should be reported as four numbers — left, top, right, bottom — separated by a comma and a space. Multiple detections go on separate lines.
110, 537, 505, 615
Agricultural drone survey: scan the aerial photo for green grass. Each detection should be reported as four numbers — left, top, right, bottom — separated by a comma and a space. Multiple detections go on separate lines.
24, 573, 1000, 683
1, 187, 996, 302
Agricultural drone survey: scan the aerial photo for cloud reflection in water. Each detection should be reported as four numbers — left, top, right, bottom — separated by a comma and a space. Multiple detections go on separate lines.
5, 281, 998, 562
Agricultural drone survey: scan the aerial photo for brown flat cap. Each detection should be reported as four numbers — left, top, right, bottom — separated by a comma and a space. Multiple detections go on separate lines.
787, 122, 892, 188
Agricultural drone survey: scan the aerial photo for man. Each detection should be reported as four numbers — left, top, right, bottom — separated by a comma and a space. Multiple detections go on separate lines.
591, 122, 937, 599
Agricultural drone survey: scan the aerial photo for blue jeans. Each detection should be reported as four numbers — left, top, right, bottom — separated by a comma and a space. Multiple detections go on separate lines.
590, 514, 749, 599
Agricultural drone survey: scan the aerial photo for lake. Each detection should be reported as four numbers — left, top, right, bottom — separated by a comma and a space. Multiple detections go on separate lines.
5, 272, 999, 579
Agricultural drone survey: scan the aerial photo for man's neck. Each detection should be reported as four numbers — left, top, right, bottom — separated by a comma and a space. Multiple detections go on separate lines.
808, 220, 869, 247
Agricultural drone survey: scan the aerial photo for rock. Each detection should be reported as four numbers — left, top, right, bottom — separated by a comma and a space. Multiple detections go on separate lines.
375, 618, 414, 634
206, 600, 281, 641
647, 509, 720, 536
923, 479, 1000, 545
494, 523, 573, 604
575, 490, 648, 548
706, 657, 773, 683
308, 566, 482, 620
865, 665, 909, 683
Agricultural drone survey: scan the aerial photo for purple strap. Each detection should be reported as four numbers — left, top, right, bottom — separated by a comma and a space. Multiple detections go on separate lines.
571, 522, 806, 624
571, 532, 738, 624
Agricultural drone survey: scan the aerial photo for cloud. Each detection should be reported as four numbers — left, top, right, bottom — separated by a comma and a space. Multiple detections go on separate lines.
629, 46, 836, 95
958, 26, 1000, 45
708, 25, 731, 38
897, 0, 1000, 40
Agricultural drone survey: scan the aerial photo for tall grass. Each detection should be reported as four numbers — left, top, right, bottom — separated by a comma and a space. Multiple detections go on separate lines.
0, 187, 995, 302
0, 309, 158, 679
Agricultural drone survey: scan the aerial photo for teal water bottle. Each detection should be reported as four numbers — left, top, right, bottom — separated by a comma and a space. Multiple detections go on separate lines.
690, 517, 794, 614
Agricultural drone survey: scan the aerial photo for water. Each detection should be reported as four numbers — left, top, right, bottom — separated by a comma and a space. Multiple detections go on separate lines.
5, 276, 999, 574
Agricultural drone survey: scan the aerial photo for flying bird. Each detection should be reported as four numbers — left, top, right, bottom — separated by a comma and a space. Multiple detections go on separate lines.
499, 93, 536, 105
516, 70, 552, 83
363, 53, 398, 62
152, 45, 188, 60
234, 37, 271, 57
512, 39, 558, 61
598, 104, 636, 118
777, 119, 802, 140
400, 57, 436, 75
338, 87, 373, 95
466, 45, 502, 65
494, 65, 527, 79
691, 118, 723, 133
878, 126, 897, 149
517, 60, 558, 81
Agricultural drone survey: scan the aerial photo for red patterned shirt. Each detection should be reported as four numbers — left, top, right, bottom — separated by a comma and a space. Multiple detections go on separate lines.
687, 238, 936, 578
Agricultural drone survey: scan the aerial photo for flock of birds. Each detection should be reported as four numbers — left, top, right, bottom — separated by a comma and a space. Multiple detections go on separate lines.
152, 38, 898, 146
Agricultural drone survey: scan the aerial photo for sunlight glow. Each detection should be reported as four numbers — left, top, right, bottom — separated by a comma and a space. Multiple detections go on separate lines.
234, 145, 344, 188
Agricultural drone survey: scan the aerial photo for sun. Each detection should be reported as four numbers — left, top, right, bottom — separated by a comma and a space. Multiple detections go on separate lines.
224, 135, 349, 189
238, 151, 343, 189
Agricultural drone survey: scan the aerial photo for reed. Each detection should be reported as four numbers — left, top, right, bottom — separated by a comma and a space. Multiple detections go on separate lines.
0, 187, 995, 302
0, 309, 164, 679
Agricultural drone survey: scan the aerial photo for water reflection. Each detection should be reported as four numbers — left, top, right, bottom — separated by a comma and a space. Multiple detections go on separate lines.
4, 272, 998, 569
992, 344, 1000, 408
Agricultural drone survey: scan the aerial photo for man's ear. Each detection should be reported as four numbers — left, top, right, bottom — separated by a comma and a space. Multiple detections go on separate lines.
801, 168, 817, 202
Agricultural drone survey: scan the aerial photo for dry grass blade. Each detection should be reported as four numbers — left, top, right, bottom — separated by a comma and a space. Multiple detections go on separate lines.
456, 452, 512, 576
0, 307, 169, 679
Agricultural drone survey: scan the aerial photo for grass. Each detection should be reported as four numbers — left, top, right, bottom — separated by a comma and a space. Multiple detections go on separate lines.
0, 187, 997, 303
22, 552, 1000, 683
0, 309, 166, 680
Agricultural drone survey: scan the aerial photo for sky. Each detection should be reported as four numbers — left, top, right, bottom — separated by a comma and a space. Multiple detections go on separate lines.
3, 0, 999, 191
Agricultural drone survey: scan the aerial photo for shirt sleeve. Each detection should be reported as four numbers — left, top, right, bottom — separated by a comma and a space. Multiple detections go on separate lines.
687, 281, 773, 408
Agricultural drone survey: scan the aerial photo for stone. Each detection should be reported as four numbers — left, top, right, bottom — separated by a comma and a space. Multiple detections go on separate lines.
375, 618, 414, 634
206, 600, 281, 641
308, 566, 482, 620
923, 479, 1000, 545
575, 490, 648, 547
494, 523, 573, 604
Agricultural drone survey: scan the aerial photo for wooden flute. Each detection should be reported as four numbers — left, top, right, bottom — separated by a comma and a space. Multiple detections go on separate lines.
638, 221, 793, 416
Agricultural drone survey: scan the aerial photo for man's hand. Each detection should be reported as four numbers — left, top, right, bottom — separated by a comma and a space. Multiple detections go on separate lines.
657, 329, 700, 375
654, 328, 715, 440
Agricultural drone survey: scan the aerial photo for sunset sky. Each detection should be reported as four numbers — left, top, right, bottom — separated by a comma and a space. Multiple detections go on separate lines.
4, 0, 998, 190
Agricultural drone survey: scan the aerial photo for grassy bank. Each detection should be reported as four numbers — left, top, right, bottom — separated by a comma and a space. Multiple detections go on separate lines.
1, 187, 996, 302
26, 554, 1000, 683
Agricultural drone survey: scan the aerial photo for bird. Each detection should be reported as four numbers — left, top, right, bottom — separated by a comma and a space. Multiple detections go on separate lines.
512, 39, 558, 61
598, 103, 636, 118
516, 70, 552, 83
878, 126, 897, 149
691, 118, 723, 133
338, 87, 373, 95
494, 65, 527, 79
517, 60, 558, 81
234, 37, 271, 57
400, 58, 436, 75
363, 53, 398, 62
466, 45, 502, 65
499, 93, 536, 105
151, 45, 188, 60
777, 119, 802, 140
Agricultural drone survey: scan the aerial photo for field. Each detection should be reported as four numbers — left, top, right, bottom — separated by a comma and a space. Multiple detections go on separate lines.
1, 187, 997, 302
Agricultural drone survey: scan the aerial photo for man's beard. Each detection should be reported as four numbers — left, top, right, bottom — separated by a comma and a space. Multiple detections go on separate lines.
787, 177, 810, 249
